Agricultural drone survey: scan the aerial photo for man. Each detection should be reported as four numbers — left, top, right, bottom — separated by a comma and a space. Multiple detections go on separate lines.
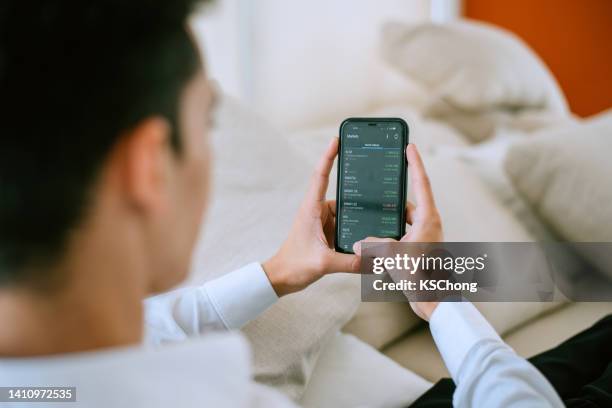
0, 1, 565, 407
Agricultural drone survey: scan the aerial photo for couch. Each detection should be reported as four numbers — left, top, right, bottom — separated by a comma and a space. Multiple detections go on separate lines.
189, 18, 612, 407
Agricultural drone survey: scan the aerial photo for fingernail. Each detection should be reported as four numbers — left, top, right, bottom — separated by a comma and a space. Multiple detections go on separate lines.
352, 241, 361, 253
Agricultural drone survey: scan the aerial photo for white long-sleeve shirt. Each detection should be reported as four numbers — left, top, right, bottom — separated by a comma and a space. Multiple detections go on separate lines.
429, 302, 563, 407
0, 263, 563, 407
143, 262, 279, 341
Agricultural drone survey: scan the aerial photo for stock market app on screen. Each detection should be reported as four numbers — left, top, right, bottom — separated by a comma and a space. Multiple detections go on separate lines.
337, 121, 405, 252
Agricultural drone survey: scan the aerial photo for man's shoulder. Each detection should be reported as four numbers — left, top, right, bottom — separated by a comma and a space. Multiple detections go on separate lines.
0, 332, 252, 407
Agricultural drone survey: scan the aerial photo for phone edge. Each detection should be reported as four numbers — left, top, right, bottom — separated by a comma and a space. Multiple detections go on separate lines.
334, 117, 409, 254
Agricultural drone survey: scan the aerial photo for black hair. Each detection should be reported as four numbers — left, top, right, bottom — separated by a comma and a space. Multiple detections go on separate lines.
0, 0, 204, 287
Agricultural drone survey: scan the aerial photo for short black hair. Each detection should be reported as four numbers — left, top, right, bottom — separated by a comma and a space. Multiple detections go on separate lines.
0, 0, 204, 287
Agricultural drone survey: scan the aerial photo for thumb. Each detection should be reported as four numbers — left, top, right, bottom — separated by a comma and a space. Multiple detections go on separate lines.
353, 237, 397, 255
324, 252, 360, 274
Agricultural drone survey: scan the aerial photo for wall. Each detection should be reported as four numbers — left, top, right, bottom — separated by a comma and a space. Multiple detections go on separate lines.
192, 0, 434, 129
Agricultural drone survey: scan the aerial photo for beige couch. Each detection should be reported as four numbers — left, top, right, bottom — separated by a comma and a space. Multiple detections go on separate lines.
338, 114, 612, 382
190, 19, 611, 406
348, 301, 611, 382
193, 93, 610, 406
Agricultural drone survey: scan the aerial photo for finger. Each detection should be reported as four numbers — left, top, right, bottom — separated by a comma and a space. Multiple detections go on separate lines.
406, 201, 416, 225
326, 199, 337, 216
307, 137, 339, 202
353, 237, 397, 255
406, 144, 436, 214
323, 214, 336, 247
324, 252, 360, 273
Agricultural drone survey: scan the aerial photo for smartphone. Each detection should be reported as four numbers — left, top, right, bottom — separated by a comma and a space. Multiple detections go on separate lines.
335, 118, 409, 254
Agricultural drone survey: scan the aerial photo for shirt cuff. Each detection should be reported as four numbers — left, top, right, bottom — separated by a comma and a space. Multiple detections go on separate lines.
204, 263, 278, 330
428, 302, 501, 379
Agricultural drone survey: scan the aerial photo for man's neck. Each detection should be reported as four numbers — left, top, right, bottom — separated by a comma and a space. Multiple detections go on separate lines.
0, 284, 143, 357
0, 228, 148, 357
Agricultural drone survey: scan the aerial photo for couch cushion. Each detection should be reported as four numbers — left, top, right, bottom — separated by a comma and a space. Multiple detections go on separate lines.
505, 111, 612, 277
383, 302, 612, 382
504, 302, 612, 358
383, 326, 446, 382
302, 333, 432, 408
342, 302, 423, 350
380, 20, 568, 141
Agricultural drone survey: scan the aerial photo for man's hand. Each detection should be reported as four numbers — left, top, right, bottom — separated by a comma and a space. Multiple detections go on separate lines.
263, 137, 360, 297
353, 144, 443, 321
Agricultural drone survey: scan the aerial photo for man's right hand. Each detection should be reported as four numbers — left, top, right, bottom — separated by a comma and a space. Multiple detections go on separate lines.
353, 144, 443, 321
262, 137, 360, 297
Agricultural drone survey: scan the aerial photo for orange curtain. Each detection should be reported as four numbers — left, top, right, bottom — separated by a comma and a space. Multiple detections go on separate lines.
464, 0, 612, 117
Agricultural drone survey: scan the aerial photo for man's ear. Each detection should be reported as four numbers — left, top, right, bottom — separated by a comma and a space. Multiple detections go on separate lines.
117, 117, 172, 214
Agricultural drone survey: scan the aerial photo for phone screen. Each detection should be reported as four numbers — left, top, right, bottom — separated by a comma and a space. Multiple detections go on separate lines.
335, 118, 408, 253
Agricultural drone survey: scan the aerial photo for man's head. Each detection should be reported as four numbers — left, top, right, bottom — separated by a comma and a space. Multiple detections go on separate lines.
0, 0, 214, 294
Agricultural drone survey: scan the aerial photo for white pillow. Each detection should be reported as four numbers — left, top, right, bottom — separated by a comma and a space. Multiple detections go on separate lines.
435, 130, 561, 241
380, 20, 568, 141
424, 154, 535, 242
301, 333, 432, 408
505, 112, 612, 277
190, 94, 360, 401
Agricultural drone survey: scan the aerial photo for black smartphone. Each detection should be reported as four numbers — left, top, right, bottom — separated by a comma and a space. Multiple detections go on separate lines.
335, 118, 409, 254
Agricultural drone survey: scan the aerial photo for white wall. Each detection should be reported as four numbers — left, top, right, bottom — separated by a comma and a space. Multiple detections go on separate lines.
192, 0, 461, 130
430, 0, 462, 23
191, 0, 246, 99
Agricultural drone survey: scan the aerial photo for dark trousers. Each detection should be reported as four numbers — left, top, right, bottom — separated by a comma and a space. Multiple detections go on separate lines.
410, 314, 612, 407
